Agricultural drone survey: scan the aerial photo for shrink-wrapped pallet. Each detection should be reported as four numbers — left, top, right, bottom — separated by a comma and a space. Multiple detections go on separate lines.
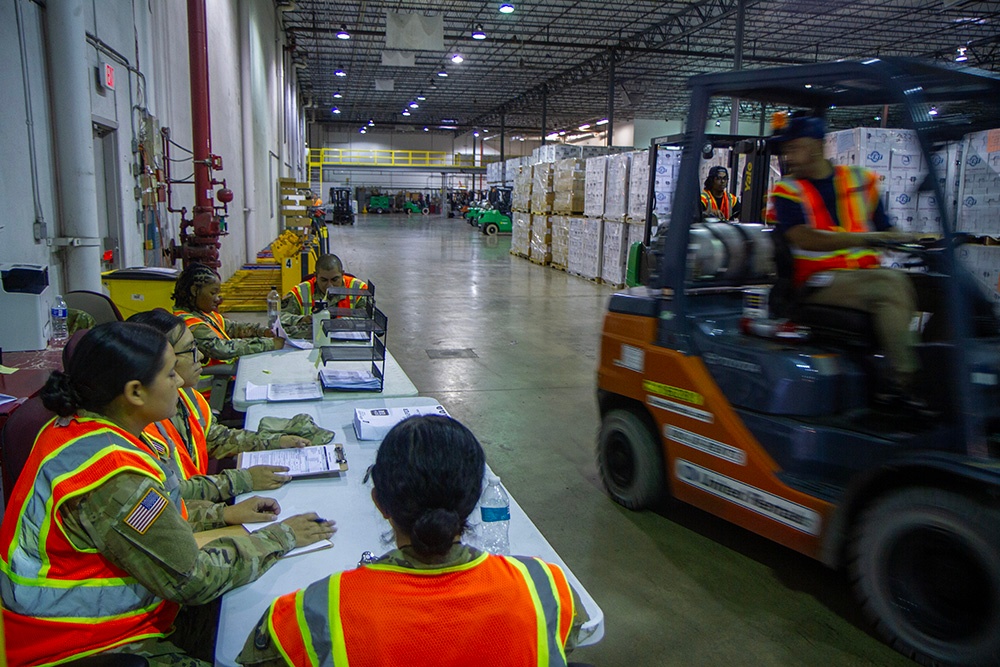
957, 130, 999, 236
604, 152, 632, 220
511, 212, 531, 257
568, 217, 604, 280
550, 216, 570, 268
602, 220, 629, 286
584, 156, 608, 218
512, 166, 533, 211
531, 163, 555, 213
529, 215, 552, 264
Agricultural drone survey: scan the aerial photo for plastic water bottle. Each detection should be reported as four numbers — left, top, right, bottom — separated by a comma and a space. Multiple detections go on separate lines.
266, 286, 280, 328
479, 474, 510, 555
50, 294, 68, 342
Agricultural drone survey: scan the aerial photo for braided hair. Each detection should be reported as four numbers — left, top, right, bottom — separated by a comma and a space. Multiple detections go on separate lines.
172, 263, 219, 312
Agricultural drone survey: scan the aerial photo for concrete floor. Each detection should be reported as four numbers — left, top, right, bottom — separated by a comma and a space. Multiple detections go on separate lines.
290, 213, 912, 666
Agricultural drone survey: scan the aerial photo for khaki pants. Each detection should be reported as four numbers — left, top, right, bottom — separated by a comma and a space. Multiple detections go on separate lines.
803, 269, 919, 382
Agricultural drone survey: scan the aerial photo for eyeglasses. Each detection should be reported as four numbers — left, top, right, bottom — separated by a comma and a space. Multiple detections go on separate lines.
177, 345, 199, 363
714, 174, 729, 181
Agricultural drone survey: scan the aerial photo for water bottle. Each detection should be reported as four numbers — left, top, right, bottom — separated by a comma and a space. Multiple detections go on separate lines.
50, 294, 68, 342
266, 286, 280, 328
479, 474, 510, 555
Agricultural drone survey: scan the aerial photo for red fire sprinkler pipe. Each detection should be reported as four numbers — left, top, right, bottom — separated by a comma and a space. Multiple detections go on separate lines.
177, 0, 231, 268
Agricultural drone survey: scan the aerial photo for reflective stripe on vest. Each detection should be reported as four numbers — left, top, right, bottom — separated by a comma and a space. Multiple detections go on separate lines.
144, 388, 213, 478
701, 190, 736, 220
0, 415, 179, 666
174, 309, 233, 368
266, 552, 572, 667
291, 279, 317, 316
772, 165, 881, 285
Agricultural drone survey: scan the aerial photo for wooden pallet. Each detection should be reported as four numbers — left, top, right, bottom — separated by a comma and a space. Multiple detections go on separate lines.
550, 263, 567, 272
509, 250, 529, 259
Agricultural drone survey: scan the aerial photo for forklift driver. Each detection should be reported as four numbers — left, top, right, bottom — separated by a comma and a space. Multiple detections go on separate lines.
700, 166, 741, 221
765, 111, 931, 415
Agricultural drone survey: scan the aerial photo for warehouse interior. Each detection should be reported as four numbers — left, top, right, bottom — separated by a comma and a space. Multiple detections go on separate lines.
2, 0, 1000, 665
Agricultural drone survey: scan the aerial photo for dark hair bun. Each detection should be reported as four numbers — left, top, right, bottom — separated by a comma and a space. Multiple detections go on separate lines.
40, 370, 81, 417
410, 508, 462, 557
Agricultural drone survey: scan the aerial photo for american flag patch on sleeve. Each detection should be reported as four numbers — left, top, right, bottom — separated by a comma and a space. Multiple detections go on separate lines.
124, 488, 169, 534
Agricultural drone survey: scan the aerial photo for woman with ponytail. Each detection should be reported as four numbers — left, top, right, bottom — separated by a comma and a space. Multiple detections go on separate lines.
0, 322, 335, 667
239, 415, 586, 667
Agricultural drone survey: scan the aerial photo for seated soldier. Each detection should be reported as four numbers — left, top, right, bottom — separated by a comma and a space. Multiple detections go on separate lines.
279, 254, 369, 339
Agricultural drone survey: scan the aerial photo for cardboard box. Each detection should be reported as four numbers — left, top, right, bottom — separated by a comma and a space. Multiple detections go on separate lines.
354, 404, 450, 440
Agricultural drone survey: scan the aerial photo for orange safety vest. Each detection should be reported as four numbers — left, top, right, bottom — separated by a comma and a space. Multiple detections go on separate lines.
143, 387, 213, 478
289, 275, 368, 315
769, 165, 882, 286
0, 415, 184, 667
173, 309, 233, 368
700, 190, 738, 220
266, 552, 574, 667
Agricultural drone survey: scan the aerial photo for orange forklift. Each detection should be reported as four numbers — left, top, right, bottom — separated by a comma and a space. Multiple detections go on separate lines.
597, 58, 1000, 666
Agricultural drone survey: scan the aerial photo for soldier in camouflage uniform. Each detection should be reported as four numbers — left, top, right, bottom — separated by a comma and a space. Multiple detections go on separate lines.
0, 323, 336, 667
172, 263, 285, 363
237, 416, 586, 667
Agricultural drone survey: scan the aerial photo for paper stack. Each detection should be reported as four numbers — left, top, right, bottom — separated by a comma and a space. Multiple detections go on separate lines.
354, 404, 450, 440
319, 369, 381, 391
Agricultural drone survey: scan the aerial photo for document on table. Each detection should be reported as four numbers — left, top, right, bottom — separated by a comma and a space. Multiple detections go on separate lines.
238, 443, 348, 478
245, 381, 323, 402
270, 317, 313, 349
328, 330, 370, 342
319, 369, 381, 390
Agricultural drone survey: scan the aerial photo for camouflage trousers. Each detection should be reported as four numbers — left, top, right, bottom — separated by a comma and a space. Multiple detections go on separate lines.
109, 600, 220, 667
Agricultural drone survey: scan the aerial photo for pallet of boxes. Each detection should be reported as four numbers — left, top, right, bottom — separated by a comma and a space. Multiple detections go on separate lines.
529, 162, 555, 265
956, 128, 1000, 312
551, 157, 585, 270
568, 150, 611, 283
511, 165, 532, 258
600, 151, 635, 288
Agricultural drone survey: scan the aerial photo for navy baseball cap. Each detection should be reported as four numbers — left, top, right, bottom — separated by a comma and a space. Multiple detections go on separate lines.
769, 111, 826, 144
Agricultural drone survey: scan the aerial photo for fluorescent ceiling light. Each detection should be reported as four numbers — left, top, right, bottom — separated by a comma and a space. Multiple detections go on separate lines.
368, 119, 375, 126
578, 124, 591, 130
437, 69, 448, 77
473, 131, 480, 137
360, 128, 366, 134
335, 69, 346, 77
402, 110, 411, 116
333, 91, 343, 98
558, 131, 566, 136
546, 133, 559, 140
451, 53, 464, 64
595, 118, 609, 125
499, 3, 514, 14
409, 101, 419, 108
423, 127, 429, 132
439, 125, 458, 130
929, 106, 939, 116
472, 25, 486, 40
336, 24, 350, 40
955, 46, 968, 62
331, 107, 341, 114
416, 92, 426, 100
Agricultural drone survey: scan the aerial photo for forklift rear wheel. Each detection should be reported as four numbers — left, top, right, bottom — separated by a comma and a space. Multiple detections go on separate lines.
422, 207, 430, 215
483, 222, 499, 236
597, 408, 664, 510
850, 487, 1000, 666
375, 208, 383, 214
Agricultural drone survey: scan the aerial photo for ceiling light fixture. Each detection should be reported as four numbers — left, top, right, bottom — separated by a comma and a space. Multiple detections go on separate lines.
417, 92, 426, 100
368, 119, 375, 126
336, 24, 350, 40
437, 69, 448, 77
331, 107, 341, 114
409, 101, 419, 108
804, 84, 812, 89
715, 119, 722, 127
473, 131, 480, 137
595, 118, 609, 125
472, 25, 486, 40
402, 109, 411, 116
955, 46, 968, 62
423, 127, 429, 132
929, 106, 939, 116
360, 128, 367, 134
499, 3, 514, 14
335, 69, 346, 77
558, 131, 566, 136
546, 133, 559, 141
578, 123, 591, 130
333, 91, 343, 99
451, 53, 464, 64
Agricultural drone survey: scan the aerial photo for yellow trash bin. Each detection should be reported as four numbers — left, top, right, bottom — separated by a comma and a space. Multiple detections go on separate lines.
101, 267, 180, 319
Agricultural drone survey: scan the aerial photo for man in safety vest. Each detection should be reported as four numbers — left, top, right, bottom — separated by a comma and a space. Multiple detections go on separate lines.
766, 111, 928, 412
700, 166, 741, 220
280, 254, 370, 338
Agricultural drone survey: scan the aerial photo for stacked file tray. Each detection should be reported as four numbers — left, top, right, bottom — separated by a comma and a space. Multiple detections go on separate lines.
319, 293, 387, 392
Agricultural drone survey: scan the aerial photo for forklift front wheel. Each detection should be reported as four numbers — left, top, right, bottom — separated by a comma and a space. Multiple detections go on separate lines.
422, 207, 430, 215
597, 409, 665, 510
483, 222, 499, 236
374, 208, 384, 214
850, 486, 1000, 666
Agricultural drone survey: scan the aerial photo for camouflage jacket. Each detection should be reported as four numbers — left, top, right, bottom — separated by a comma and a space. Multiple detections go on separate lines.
59, 471, 296, 608
279, 294, 313, 339
236, 544, 588, 667
185, 311, 278, 362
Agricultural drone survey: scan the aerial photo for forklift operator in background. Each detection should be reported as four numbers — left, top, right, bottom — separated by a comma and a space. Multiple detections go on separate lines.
766, 111, 928, 413
700, 166, 741, 220
280, 253, 369, 339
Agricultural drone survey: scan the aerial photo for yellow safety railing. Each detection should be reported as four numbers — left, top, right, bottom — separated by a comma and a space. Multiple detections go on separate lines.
308, 148, 469, 168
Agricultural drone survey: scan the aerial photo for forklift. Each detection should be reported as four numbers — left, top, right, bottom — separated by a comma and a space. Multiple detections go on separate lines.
596, 58, 1000, 666
479, 186, 513, 236
368, 194, 391, 214
327, 187, 354, 225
